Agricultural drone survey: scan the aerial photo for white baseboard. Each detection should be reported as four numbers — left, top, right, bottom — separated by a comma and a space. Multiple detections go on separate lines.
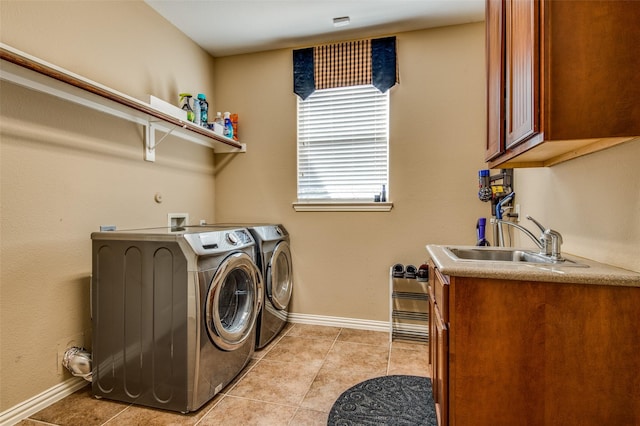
0, 377, 88, 426
288, 312, 391, 332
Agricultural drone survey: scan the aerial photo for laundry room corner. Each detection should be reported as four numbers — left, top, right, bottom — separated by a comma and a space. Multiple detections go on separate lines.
212, 24, 489, 324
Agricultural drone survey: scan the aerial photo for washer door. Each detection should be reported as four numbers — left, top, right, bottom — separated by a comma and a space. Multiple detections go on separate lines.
267, 241, 293, 310
205, 252, 263, 351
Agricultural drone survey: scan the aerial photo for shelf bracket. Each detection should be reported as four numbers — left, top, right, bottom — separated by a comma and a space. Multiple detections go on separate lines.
145, 121, 178, 162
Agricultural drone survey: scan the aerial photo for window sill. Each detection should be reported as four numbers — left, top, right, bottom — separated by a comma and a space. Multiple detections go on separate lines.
292, 201, 393, 212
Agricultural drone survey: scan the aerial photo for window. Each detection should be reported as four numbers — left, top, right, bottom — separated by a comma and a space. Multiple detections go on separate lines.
296, 84, 389, 206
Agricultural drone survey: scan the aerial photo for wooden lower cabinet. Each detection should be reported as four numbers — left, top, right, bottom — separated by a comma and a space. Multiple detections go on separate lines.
428, 261, 640, 425
429, 263, 449, 426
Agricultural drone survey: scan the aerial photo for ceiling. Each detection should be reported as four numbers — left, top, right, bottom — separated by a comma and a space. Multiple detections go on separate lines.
144, 0, 486, 57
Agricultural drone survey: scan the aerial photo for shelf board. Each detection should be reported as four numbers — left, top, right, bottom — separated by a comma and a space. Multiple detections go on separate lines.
0, 43, 245, 158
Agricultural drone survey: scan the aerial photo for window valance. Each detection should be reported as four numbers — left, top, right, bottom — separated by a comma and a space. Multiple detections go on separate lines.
293, 36, 397, 100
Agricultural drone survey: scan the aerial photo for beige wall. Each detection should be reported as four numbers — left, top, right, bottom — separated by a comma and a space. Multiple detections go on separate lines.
0, 0, 215, 102
513, 140, 640, 272
213, 24, 489, 320
1, 1, 218, 411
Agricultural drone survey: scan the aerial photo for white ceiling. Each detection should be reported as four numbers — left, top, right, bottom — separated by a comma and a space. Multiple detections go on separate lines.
145, 0, 486, 57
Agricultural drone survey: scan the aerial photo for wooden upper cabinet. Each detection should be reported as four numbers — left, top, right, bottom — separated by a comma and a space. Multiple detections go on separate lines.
485, 0, 640, 167
485, 0, 504, 160
505, 0, 539, 149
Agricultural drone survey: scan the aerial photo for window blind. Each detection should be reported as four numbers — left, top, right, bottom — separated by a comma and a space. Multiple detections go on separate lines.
297, 85, 389, 201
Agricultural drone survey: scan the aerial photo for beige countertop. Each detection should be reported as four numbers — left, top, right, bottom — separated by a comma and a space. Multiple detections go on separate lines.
426, 244, 640, 287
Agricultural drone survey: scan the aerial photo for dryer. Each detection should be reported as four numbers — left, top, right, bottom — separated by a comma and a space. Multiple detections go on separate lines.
245, 225, 293, 349
91, 226, 263, 413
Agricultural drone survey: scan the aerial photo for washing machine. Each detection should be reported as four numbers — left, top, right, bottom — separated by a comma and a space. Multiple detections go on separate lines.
215, 224, 293, 348
243, 224, 293, 349
91, 226, 263, 413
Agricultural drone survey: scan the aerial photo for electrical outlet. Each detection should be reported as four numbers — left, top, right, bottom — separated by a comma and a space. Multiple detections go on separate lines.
515, 204, 521, 222
56, 333, 84, 375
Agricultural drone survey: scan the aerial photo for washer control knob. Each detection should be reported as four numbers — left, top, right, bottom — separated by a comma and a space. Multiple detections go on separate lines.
226, 232, 240, 245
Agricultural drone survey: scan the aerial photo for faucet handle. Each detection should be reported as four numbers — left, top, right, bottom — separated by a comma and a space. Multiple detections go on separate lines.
545, 228, 563, 242
526, 215, 547, 233
544, 228, 564, 260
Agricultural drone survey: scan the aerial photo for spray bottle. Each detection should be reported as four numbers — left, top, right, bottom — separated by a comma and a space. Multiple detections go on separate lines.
179, 93, 195, 123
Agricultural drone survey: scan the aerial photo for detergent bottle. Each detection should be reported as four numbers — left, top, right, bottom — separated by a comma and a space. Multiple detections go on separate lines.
223, 112, 234, 139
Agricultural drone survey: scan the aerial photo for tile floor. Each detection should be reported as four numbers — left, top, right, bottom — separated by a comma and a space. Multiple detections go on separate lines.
18, 324, 430, 426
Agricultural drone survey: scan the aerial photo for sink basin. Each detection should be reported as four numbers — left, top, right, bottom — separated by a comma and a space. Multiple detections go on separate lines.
444, 247, 587, 267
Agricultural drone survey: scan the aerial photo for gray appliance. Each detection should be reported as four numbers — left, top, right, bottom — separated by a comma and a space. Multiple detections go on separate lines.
91, 226, 263, 413
245, 224, 293, 349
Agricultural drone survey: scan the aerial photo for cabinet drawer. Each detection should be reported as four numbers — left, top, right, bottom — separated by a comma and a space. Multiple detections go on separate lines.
434, 268, 450, 322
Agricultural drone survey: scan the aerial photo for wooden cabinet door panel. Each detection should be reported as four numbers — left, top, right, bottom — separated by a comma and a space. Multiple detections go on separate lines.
428, 281, 438, 402
505, 0, 540, 148
485, 0, 505, 160
543, 283, 640, 424
434, 268, 449, 322
428, 283, 436, 384
434, 306, 448, 426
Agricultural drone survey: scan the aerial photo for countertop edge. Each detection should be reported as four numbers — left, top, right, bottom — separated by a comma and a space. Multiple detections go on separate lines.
426, 245, 640, 287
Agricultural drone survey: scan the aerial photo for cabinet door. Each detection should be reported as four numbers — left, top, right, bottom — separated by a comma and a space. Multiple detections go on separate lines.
505, 0, 540, 148
428, 290, 434, 368
485, 0, 504, 160
434, 306, 449, 426
428, 281, 437, 387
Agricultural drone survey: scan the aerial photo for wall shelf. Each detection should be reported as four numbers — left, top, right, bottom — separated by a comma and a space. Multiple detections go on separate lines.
0, 43, 245, 161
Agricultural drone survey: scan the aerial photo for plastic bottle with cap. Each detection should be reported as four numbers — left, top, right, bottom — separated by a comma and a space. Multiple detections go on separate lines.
193, 96, 201, 126
213, 112, 224, 135
197, 94, 208, 127
223, 112, 234, 138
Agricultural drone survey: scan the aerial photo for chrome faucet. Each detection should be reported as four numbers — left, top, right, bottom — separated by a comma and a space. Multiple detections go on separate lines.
526, 215, 563, 260
494, 215, 564, 261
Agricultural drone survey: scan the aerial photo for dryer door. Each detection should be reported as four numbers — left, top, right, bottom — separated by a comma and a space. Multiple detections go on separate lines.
205, 252, 263, 351
267, 241, 293, 311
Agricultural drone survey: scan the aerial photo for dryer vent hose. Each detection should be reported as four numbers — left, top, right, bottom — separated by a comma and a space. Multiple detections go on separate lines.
62, 347, 92, 382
